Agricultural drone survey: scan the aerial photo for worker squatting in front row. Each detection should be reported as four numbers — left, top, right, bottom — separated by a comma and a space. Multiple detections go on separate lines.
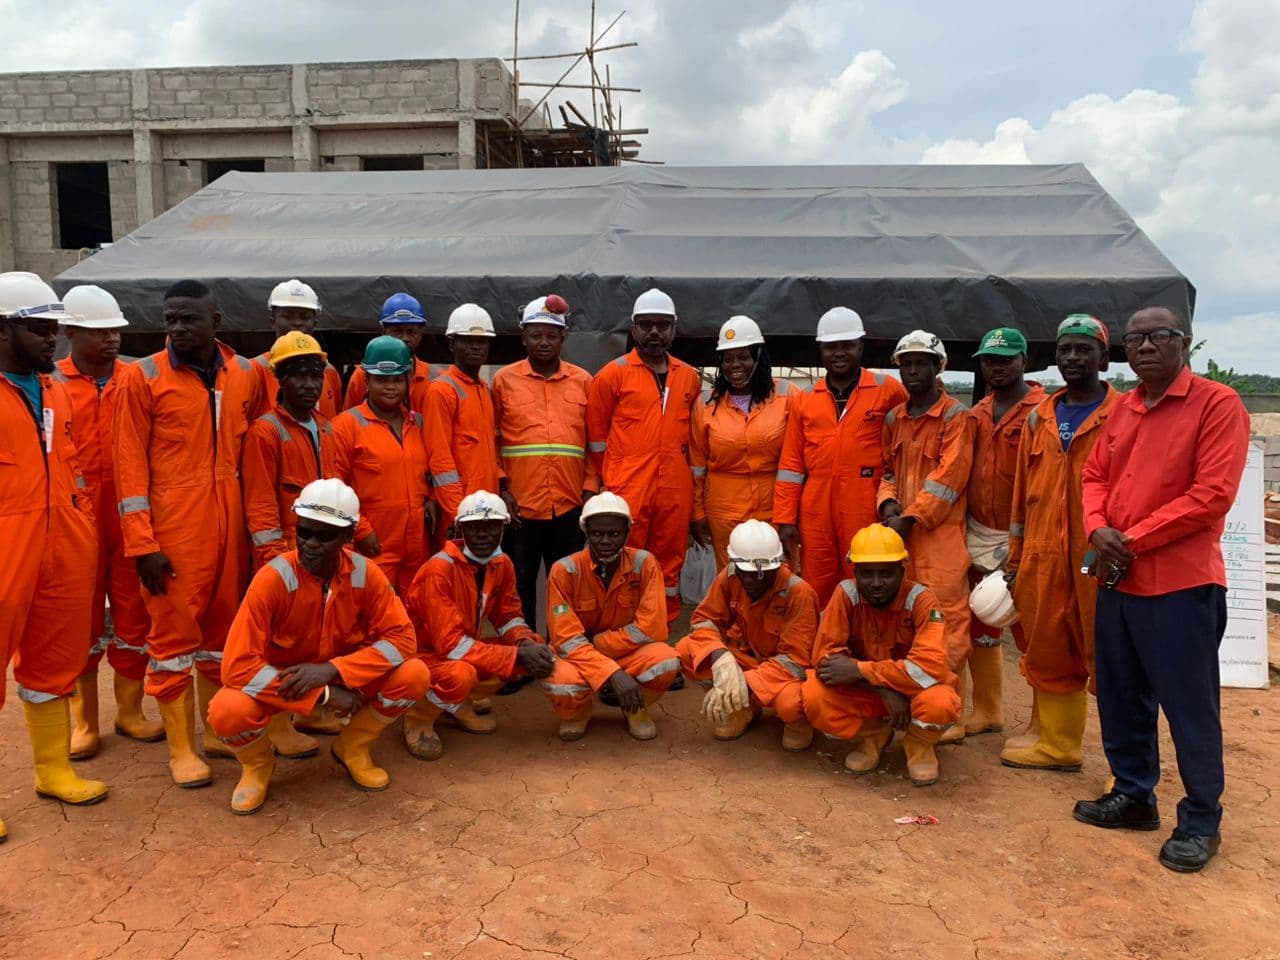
0, 272, 1249, 876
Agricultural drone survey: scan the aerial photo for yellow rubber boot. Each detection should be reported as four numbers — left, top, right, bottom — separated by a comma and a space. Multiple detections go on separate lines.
781, 718, 814, 752
443, 700, 497, 734
844, 721, 894, 774
403, 700, 444, 761
470, 676, 503, 716
268, 712, 319, 759
1003, 688, 1041, 751
0, 813, 7, 843
229, 733, 275, 815
712, 706, 759, 741
196, 673, 235, 759
625, 687, 665, 741
964, 644, 1005, 735
558, 700, 593, 741
69, 674, 101, 760
999, 689, 1086, 772
294, 705, 343, 735
23, 698, 109, 805
112, 674, 165, 742
939, 679, 966, 745
157, 687, 212, 788
332, 705, 394, 791
904, 726, 943, 786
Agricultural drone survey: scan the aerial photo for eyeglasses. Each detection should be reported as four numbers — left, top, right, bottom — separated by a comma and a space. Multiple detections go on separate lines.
296, 524, 344, 543
6, 318, 58, 338
1120, 328, 1184, 349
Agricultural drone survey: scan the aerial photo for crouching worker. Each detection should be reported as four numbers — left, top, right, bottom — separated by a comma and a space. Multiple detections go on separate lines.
542, 493, 680, 741
209, 479, 430, 814
676, 520, 817, 750
403, 491, 555, 760
803, 524, 960, 786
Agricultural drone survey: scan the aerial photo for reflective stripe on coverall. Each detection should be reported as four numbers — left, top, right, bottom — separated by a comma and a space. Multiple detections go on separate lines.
803, 580, 960, 738
586, 350, 701, 623
542, 546, 680, 717
241, 406, 337, 568
690, 381, 791, 570
405, 539, 540, 711
251, 353, 343, 420
773, 370, 907, 606
0, 374, 97, 708
330, 402, 430, 595
343, 358, 440, 416
425, 365, 502, 547
113, 344, 262, 703
208, 550, 430, 744
53, 357, 148, 680
1008, 386, 1117, 694
675, 563, 817, 723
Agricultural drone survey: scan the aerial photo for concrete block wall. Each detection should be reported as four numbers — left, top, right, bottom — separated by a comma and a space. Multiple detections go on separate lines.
306, 60, 460, 116
148, 67, 293, 122
1263, 436, 1280, 493
107, 159, 138, 236
0, 71, 133, 126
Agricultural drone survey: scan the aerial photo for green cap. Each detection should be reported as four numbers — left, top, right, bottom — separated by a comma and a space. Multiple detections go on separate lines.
1057, 313, 1110, 346
973, 327, 1028, 358
361, 335, 413, 376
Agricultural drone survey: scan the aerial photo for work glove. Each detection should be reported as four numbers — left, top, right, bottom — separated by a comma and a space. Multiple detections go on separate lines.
700, 685, 727, 725
704, 653, 750, 723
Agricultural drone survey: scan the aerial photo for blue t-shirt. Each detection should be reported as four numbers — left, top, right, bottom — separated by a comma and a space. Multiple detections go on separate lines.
1057, 396, 1104, 450
3, 370, 42, 420
301, 416, 321, 463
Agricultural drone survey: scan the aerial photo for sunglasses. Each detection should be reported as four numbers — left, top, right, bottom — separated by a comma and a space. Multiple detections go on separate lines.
7, 318, 58, 338
296, 524, 344, 543
633, 319, 674, 333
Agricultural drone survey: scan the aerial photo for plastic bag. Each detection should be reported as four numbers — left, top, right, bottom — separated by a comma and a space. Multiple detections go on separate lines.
680, 543, 717, 606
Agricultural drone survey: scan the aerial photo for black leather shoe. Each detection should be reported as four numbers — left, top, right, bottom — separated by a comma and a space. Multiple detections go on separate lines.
496, 676, 535, 696
1072, 791, 1161, 831
1159, 828, 1221, 873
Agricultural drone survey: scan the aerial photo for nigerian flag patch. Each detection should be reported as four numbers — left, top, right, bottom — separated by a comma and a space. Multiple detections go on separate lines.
553, 604, 570, 616
929, 609, 944, 622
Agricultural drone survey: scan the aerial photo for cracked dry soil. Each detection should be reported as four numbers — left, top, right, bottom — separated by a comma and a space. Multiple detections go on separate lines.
1, 614, 1277, 960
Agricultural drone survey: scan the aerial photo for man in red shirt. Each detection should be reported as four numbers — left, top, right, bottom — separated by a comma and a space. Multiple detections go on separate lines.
1075, 306, 1251, 874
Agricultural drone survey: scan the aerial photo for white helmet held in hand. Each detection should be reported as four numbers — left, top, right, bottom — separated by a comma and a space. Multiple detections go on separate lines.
293, 478, 360, 527
269, 279, 319, 312
815, 307, 865, 343
631, 287, 676, 320
969, 570, 1018, 629
63, 285, 128, 329
892, 329, 948, 368
727, 520, 785, 572
0, 272, 74, 321
717, 315, 764, 351
579, 491, 633, 530
456, 490, 510, 524
446, 303, 496, 337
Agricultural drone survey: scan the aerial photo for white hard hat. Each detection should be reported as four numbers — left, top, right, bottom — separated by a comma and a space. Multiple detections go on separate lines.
579, 491, 633, 530
631, 287, 676, 320
717, 315, 764, 351
62, 285, 128, 329
456, 490, 510, 524
969, 570, 1018, 629
815, 307, 866, 343
446, 303, 496, 337
292, 478, 360, 528
892, 329, 948, 369
0, 272, 74, 321
521, 294, 569, 328
727, 520, 785, 572
269, 279, 320, 312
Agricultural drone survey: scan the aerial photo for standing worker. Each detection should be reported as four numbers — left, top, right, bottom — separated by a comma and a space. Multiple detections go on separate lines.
493, 294, 598, 633
114, 279, 263, 788
251, 280, 343, 419
0, 272, 108, 838
56, 285, 164, 758
331, 336, 432, 595
689, 316, 792, 570
425, 303, 502, 548
963, 327, 1044, 737
774, 308, 906, 606
344, 292, 439, 415
878, 330, 974, 744
586, 288, 701, 624
1001, 314, 1117, 771
1074, 306, 1250, 874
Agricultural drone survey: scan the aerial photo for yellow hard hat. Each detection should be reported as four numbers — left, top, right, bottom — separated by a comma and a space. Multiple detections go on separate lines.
847, 524, 909, 564
269, 331, 326, 370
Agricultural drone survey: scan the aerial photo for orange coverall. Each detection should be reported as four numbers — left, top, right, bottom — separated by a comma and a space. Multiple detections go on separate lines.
208, 550, 430, 745
586, 350, 701, 622
878, 393, 975, 670
690, 382, 792, 570
492, 359, 599, 519
425, 365, 501, 548
773, 371, 907, 606
114, 344, 262, 703
1008, 386, 1118, 694
542, 546, 681, 717
0, 374, 97, 710
251, 353, 343, 420
241, 405, 337, 568
405, 539, 539, 712
345, 358, 440, 416
330, 403, 430, 595
965, 385, 1043, 648
803, 580, 960, 738
53, 357, 149, 680
675, 563, 817, 723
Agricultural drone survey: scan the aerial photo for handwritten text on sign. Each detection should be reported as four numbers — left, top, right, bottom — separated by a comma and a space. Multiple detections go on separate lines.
1220, 442, 1267, 689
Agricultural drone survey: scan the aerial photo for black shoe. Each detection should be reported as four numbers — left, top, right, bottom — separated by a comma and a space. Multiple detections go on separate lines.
1159, 828, 1221, 873
496, 675, 535, 696
597, 685, 620, 708
1072, 791, 1161, 831
669, 673, 685, 692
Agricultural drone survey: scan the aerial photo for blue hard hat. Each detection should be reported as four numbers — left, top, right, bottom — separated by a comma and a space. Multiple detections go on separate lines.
380, 292, 425, 325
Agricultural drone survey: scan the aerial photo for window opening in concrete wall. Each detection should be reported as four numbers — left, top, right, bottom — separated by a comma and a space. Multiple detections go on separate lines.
360, 155, 425, 171
206, 158, 267, 183
55, 163, 112, 251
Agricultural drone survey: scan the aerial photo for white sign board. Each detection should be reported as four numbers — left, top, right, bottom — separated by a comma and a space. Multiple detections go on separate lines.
1220, 442, 1269, 688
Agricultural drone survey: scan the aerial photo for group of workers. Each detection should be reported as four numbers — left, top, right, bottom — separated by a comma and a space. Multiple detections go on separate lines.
0, 269, 1249, 875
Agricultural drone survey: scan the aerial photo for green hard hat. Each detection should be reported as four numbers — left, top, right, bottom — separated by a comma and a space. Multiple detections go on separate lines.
361, 335, 413, 376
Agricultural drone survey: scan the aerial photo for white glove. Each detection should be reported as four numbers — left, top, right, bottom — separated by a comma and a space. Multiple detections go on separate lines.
701, 686, 727, 724
711, 652, 750, 716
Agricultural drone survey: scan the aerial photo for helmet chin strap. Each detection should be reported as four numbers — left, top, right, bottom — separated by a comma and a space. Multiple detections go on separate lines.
592, 547, 625, 565
463, 544, 503, 565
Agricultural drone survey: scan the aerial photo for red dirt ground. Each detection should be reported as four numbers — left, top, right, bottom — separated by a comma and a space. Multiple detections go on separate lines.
1, 615, 1277, 960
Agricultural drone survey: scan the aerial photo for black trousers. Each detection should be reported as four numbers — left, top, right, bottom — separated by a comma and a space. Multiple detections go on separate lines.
502, 508, 584, 632
1095, 583, 1227, 836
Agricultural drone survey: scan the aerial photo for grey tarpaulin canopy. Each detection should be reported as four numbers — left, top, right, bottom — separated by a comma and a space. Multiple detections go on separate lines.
55, 164, 1192, 372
